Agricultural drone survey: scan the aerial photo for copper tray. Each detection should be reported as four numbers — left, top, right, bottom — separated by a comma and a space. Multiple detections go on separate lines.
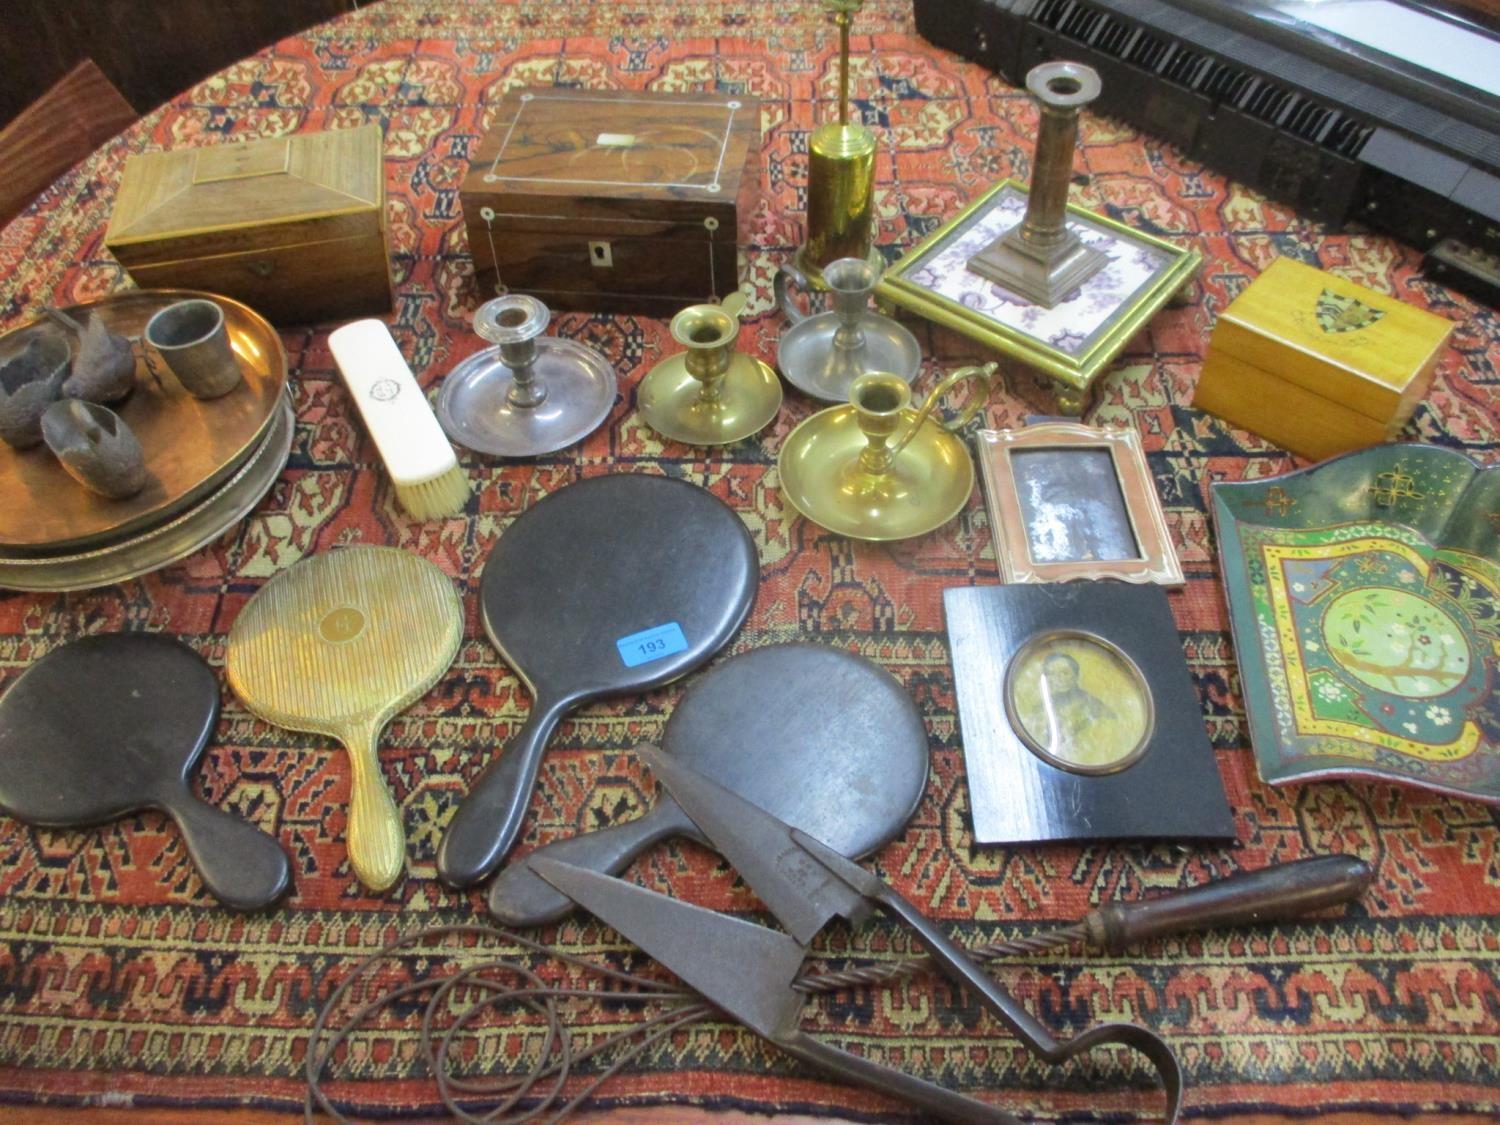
0, 289, 287, 554
0, 396, 293, 592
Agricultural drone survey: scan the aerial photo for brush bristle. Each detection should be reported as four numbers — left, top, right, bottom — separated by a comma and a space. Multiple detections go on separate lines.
395, 464, 471, 520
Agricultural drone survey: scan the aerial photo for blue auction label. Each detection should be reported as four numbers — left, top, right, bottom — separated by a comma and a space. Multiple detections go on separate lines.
615, 622, 688, 668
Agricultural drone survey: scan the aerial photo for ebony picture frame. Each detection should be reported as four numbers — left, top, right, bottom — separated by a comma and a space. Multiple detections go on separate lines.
977, 422, 1184, 585
944, 582, 1235, 845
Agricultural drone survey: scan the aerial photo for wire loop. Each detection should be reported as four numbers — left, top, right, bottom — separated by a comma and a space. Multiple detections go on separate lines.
304, 918, 1088, 1122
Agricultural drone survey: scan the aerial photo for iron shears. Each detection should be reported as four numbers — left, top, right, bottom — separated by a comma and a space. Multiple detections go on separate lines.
529, 745, 1184, 1123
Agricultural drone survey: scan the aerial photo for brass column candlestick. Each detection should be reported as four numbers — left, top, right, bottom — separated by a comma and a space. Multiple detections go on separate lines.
795, 0, 879, 288
967, 61, 1109, 307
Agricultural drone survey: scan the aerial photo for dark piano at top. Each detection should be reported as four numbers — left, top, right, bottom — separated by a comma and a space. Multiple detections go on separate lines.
914, 0, 1500, 304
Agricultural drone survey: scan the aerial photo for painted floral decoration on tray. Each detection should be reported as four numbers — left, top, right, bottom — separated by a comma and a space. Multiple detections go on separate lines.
1213, 443, 1499, 803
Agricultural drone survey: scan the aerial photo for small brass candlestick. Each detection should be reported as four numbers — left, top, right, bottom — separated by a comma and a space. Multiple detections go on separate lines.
638, 293, 782, 446
794, 0, 880, 289
967, 62, 1109, 307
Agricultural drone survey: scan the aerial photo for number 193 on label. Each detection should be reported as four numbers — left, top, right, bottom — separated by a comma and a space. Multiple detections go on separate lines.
615, 622, 688, 668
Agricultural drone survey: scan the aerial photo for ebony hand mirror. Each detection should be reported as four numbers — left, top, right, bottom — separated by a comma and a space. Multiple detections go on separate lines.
487, 643, 930, 927
0, 634, 292, 910
437, 473, 758, 888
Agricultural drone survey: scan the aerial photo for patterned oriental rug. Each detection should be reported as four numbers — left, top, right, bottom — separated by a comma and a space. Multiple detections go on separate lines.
0, 1, 1496, 1120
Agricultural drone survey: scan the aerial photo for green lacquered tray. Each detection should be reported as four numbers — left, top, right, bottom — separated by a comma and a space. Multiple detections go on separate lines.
1212, 443, 1499, 804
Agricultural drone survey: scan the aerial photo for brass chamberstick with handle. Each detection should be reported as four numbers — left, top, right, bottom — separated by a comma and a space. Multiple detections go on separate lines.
226, 546, 463, 891
778, 362, 998, 541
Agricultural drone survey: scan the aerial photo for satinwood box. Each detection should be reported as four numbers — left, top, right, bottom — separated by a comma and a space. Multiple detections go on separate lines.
1193, 257, 1454, 460
105, 124, 393, 326
460, 88, 760, 314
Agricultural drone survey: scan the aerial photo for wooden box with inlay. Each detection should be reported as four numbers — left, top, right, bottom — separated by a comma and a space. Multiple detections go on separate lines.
1193, 257, 1454, 461
105, 124, 393, 326
460, 88, 761, 314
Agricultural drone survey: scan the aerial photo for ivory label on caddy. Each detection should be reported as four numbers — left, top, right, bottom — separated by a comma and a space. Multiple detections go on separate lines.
615, 622, 688, 668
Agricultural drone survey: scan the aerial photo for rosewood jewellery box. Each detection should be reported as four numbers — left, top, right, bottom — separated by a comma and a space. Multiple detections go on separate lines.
460, 88, 760, 314
105, 124, 394, 326
1193, 256, 1455, 461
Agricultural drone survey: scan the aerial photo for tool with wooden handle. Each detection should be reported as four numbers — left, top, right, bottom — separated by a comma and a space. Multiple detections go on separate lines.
307, 854, 1377, 1122
799, 854, 1376, 993
532, 744, 1187, 1125
1084, 854, 1374, 950
537, 750, 1379, 1124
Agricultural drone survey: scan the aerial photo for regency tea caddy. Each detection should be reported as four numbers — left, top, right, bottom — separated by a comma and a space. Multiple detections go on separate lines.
106, 125, 393, 326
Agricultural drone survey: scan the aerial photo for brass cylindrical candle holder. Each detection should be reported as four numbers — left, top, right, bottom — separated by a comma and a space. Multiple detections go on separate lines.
967, 61, 1109, 307
794, 0, 880, 288
636, 295, 782, 446
804, 123, 877, 269
675, 304, 737, 404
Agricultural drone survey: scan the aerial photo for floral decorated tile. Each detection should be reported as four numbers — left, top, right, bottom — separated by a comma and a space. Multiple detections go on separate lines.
1212, 444, 1499, 803
899, 184, 1172, 358
875, 178, 1200, 405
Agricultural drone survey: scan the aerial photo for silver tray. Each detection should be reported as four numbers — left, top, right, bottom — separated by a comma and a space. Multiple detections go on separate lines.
0, 396, 294, 592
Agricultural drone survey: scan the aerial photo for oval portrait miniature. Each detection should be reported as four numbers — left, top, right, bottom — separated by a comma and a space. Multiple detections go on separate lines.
1005, 631, 1154, 774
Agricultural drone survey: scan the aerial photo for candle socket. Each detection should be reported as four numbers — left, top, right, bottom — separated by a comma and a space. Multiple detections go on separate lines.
967, 62, 1109, 308
775, 255, 920, 403
674, 305, 738, 403
480, 296, 550, 410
